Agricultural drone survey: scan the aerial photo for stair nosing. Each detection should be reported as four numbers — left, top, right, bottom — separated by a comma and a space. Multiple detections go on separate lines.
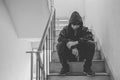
56, 18, 69, 21
50, 60, 104, 63
48, 72, 109, 76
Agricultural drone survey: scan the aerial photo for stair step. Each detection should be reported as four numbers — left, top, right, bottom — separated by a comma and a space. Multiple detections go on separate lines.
56, 24, 68, 27
56, 20, 68, 24
56, 18, 69, 21
48, 73, 110, 80
49, 60, 105, 73
55, 25, 66, 30
55, 26, 64, 30
55, 18, 68, 30
49, 72, 109, 76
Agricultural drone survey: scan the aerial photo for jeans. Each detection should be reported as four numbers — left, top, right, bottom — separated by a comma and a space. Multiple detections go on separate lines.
56, 41, 95, 71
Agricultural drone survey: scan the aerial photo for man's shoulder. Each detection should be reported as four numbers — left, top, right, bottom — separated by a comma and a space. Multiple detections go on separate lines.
63, 25, 69, 30
61, 25, 69, 32
59, 25, 69, 35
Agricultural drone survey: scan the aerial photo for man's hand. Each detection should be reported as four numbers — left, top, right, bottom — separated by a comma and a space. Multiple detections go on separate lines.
66, 41, 78, 49
72, 48, 79, 57
87, 40, 95, 43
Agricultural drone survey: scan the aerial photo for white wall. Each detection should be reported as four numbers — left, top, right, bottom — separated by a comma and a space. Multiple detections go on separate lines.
4, 0, 50, 38
0, 0, 31, 80
85, 0, 120, 80
54, 0, 85, 18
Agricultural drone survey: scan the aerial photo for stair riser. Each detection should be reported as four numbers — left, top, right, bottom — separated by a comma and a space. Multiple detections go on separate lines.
55, 26, 65, 30
49, 61, 105, 73
56, 19, 68, 30
56, 20, 68, 24
48, 75, 110, 80
56, 24, 68, 27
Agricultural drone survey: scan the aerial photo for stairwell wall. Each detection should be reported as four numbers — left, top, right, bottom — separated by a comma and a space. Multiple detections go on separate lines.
54, 0, 85, 18
4, 0, 50, 38
85, 0, 120, 80
0, 1, 32, 80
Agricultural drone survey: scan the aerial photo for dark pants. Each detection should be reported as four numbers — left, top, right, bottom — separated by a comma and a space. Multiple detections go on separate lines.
56, 41, 95, 71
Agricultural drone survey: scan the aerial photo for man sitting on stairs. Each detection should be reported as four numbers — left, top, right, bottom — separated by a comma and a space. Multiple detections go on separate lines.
56, 11, 95, 76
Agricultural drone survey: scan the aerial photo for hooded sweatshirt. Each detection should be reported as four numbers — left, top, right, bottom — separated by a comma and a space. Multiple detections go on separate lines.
58, 11, 94, 44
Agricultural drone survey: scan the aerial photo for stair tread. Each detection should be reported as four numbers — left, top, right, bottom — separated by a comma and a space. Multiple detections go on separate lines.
50, 60, 105, 73
49, 72, 109, 76
48, 73, 110, 80
56, 18, 69, 21
51, 60, 104, 63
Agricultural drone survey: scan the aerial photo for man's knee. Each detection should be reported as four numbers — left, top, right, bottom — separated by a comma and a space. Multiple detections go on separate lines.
87, 42, 95, 50
57, 42, 66, 50
57, 42, 69, 55
81, 42, 95, 57
78, 42, 95, 51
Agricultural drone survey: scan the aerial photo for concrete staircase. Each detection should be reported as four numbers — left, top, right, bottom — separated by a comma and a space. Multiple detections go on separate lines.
47, 18, 111, 80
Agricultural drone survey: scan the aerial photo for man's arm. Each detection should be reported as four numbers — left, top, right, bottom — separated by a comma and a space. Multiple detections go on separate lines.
81, 27, 94, 41
58, 27, 70, 44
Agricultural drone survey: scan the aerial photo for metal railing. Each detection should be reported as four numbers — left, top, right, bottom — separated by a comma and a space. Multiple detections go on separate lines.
27, 7, 55, 80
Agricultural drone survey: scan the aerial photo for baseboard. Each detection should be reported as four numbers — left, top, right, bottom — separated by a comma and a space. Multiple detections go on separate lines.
102, 52, 115, 80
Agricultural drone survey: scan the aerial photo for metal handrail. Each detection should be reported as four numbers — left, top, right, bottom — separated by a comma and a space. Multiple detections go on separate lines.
37, 7, 55, 80
38, 8, 55, 51
37, 8, 55, 80
26, 7, 55, 80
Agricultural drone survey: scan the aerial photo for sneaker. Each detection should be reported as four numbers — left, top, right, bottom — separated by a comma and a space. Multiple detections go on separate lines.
60, 68, 70, 75
83, 70, 95, 77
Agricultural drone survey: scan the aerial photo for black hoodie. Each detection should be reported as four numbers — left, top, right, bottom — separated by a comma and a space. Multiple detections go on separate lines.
69, 11, 83, 26
58, 11, 94, 44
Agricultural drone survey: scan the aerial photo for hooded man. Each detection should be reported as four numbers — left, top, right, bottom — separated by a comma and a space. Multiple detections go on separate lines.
56, 11, 95, 76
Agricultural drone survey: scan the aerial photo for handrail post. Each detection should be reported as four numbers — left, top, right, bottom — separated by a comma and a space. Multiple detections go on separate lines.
36, 52, 40, 80
31, 53, 33, 80
26, 7, 55, 80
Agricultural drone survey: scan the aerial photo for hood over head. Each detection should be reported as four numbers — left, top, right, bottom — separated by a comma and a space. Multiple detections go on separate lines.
69, 11, 83, 26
